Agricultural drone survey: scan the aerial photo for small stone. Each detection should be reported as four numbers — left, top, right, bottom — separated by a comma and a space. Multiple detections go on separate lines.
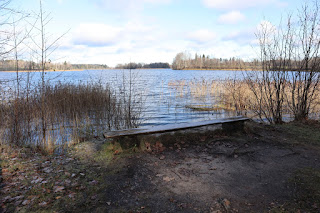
106, 202, 111, 206
159, 155, 165, 160
22, 200, 31, 205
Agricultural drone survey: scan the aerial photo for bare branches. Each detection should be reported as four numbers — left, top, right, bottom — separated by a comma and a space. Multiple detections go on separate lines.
247, 0, 320, 123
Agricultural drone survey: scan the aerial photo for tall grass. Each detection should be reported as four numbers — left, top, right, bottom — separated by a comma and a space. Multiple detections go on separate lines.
169, 78, 320, 122
0, 80, 142, 153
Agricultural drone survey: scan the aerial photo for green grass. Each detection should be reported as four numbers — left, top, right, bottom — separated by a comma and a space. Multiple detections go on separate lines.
279, 121, 320, 146
289, 168, 320, 212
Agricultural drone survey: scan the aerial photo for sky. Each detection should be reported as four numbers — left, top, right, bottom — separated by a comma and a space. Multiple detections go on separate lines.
11, 0, 303, 67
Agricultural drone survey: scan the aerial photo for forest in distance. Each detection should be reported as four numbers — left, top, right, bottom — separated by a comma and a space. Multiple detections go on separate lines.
1, 52, 314, 72
0, 55, 258, 71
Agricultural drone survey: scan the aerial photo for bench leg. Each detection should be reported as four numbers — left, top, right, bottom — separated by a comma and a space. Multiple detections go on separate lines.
222, 121, 245, 132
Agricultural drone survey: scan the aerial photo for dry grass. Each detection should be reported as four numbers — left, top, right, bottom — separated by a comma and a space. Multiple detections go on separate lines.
0, 81, 142, 152
169, 78, 320, 121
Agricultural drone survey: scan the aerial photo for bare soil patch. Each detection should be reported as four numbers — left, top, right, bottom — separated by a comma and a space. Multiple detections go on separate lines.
1, 121, 320, 212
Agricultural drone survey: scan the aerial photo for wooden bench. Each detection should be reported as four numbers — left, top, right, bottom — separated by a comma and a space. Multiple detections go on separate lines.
103, 116, 250, 149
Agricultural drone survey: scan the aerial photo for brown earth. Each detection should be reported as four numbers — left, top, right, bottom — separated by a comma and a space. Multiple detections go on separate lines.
1, 121, 320, 212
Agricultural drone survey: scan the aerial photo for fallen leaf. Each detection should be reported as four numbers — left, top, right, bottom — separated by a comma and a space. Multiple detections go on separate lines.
163, 176, 175, 182
13, 195, 24, 200
200, 136, 207, 142
22, 200, 30, 205
39, 201, 48, 207
54, 186, 65, 193
222, 198, 231, 209
68, 192, 76, 199
159, 155, 165, 160
90, 180, 98, 185
43, 167, 52, 173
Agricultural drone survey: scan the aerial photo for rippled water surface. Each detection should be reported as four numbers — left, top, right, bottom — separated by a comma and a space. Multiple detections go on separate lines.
0, 69, 243, 126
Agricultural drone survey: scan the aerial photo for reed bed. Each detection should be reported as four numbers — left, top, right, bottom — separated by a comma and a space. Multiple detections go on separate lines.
0, 80, 142, 153
169, 78, 320, 121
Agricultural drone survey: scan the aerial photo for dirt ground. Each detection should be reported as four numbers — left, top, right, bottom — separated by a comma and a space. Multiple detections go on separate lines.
1, 121, 320, 212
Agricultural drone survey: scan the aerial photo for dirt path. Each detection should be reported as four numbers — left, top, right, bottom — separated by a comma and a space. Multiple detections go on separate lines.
1, 121, 320, 212
102, 134, 319, 212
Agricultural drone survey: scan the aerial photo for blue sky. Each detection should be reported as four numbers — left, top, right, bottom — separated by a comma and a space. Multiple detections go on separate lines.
12, 0, 303, 66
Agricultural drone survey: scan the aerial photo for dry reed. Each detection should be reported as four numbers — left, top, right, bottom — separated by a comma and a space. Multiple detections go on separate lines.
0, 80, 142, 152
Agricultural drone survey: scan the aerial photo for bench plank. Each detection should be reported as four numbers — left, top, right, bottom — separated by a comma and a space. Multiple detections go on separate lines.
104, 116, 249, 138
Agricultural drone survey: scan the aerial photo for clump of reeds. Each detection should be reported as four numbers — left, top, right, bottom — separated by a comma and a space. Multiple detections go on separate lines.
0, 80, 142, 152
169, 77, 320, 121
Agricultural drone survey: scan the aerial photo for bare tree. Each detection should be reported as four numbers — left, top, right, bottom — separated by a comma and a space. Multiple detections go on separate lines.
246, 0, 320, 123
288, 1, 320, 121
26, 0, 67, 146
246, 17, 294, 124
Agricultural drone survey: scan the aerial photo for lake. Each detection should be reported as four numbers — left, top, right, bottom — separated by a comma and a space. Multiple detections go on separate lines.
0, 69, 243, 127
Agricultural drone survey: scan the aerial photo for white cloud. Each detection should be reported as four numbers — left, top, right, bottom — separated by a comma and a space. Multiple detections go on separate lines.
202, 0, 287, 10
218, 11, 245, 24
222, 29, 255, 45
257, 20, 276, 32
95, 0, 172, 12
187, 29, 216, 44
72, 23, 122, 47
57, 21, 182, 66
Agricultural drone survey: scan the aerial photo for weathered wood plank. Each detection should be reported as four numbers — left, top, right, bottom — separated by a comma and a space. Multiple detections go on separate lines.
104, 116, 249, 138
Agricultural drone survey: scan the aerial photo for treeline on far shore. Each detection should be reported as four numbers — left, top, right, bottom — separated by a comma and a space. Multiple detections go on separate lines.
115, 62, 170, 69
0, 60, 109, 71
172, 52, 260, 70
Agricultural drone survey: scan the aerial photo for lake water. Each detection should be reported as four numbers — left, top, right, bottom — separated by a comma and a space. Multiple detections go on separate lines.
0, 69, 242, 127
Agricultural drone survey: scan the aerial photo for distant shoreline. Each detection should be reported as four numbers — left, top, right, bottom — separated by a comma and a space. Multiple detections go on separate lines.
0, 68, 257, 72
0, 69, 112, 72
176, 68, 255, 71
